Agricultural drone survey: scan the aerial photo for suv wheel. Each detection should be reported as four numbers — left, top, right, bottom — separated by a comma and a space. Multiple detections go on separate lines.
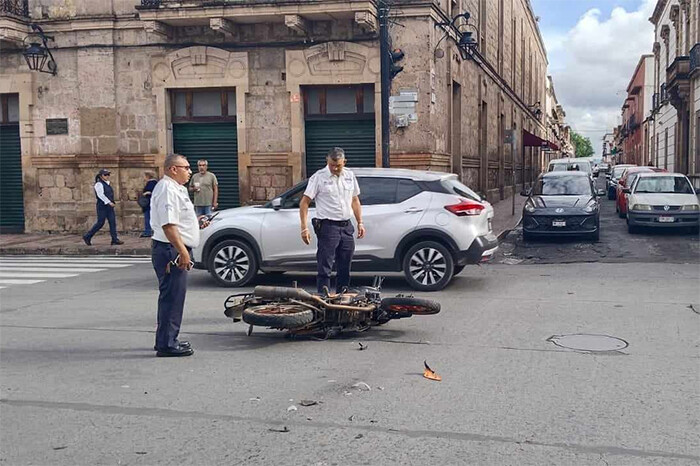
208, 239, 258, 287
402, 241, 454, 291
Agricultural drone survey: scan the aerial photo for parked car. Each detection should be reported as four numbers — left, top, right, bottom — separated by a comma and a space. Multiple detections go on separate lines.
615, 167, 666, 217
547, 158, 593, 179
624, 172, 700, 234
193, 168, 499, 291
606, 164, 636, 200
592, 165, 599, 177
598, 162, 611, 175
521, 171, 604, 241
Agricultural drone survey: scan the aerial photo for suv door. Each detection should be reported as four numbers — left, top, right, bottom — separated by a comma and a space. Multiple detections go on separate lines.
355, 177, 430, 260
259, 182, 318, 267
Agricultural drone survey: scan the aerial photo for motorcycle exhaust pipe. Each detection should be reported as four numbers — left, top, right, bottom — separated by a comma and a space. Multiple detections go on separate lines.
254, 286, 315, 301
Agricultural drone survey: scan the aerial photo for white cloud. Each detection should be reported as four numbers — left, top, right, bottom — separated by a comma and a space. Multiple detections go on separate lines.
549, 0, 655, 155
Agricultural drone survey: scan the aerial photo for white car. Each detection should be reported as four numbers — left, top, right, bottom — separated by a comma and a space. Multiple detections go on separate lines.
624, 172, 700, 234
193, 168, 499, 291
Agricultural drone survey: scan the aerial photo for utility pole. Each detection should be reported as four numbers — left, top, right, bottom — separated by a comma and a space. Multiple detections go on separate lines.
379, 2, 391, 168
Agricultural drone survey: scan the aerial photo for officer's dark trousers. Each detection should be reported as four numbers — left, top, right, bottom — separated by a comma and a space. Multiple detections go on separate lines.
316, 220, 355, 293
85, 203, 118, 243
152, 240, 191, 350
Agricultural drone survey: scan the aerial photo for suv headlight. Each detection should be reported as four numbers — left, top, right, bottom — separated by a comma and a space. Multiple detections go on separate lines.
583, 198, 598, 213
524, 200, 536, 213
632, 204, 652, 211
681, 204, 700, 211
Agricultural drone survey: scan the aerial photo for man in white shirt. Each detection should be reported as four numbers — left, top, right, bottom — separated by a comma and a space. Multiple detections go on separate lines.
150, 154, 210, 357
299, 147, 365, 293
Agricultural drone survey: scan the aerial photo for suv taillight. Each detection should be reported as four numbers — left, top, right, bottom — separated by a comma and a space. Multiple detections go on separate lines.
445, 200, 485, 216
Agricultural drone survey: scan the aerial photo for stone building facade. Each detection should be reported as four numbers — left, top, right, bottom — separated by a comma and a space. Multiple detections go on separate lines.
648, 0, 699, 182
0, 0, 553, 233
621, 54, 653, 166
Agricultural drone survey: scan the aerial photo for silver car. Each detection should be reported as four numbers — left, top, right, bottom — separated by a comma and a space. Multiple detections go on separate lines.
193, 168, 498, 291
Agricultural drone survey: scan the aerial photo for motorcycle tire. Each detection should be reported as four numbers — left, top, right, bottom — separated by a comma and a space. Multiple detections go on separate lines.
380, 297, 441, 315
242, 304, 314, 328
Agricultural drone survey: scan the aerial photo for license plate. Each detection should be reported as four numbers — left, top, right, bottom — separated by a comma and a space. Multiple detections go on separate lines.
658, 216, 675, 223
552, 220, 566, 227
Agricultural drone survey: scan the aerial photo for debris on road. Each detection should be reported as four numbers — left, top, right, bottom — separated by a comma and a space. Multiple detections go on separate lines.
352, 382, 371, 391
287, 405, 298, 412
423, 360, 442, 381
268, 426, 290, 433
299, 400, 318, 407
355, 434, 364, 439
358, 342, 368, 351
52, 446, 67, 451
688, 304, 699, 315
249, 397, 261, 402
348, 415, 355, 421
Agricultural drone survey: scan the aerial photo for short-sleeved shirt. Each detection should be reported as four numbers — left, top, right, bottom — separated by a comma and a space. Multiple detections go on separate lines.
303, 166, 360, 221
191, 172, 218, 206
150, 176, 200, 248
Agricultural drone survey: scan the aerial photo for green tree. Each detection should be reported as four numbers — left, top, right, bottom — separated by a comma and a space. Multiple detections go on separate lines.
570, 131, 594, 158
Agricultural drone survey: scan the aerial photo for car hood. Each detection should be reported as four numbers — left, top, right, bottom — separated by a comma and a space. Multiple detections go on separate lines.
631, 193, 700, 206
212, 205, 266, 220
530, 195, 591, 208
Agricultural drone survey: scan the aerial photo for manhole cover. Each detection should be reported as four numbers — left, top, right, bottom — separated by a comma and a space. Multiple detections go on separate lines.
547, 333, 628, 352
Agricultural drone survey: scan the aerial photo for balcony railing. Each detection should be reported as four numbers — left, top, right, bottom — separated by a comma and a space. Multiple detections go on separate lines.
140, 0, 161, 7
660, 83, 668, 103
0, 0, 29, 17
652, 92, 659, 111
666, 56, 690, 85
690, 43, 700, 76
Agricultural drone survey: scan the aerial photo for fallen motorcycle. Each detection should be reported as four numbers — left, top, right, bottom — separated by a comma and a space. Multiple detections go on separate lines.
224, 279, 440, 338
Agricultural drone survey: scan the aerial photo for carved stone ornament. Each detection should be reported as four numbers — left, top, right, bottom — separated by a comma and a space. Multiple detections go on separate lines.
303, 42, 367, 76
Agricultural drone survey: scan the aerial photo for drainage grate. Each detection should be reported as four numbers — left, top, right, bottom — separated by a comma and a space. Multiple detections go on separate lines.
547, 333, 628, 352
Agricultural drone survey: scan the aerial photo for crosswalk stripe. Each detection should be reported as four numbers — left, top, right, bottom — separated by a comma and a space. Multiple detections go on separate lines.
0, 262, 133, 269
0, 279, 45, 285
0, 267, 107, 273
0, 272, 79, 278
1, 257, 151, 263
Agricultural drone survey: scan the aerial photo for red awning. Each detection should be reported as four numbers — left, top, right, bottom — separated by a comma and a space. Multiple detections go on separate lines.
523, 129, 559, 150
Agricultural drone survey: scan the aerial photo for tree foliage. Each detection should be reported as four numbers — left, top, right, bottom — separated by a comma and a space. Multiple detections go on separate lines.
571, 131, 594, 158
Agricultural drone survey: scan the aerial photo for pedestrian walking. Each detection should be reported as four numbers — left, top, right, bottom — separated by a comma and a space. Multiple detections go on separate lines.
139, 171, 158, 238
83, 169, 123, 246
150, 154, 210, 357
299, 147, 365, 294
189, 159, 218, 215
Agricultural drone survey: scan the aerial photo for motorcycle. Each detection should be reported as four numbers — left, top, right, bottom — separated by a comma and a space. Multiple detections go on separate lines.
223, 278, 440, 339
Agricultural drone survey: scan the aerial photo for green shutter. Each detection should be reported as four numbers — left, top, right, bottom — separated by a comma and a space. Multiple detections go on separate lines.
173, 122, 239, 208
304, 119, 376, 176
0, 124, 24, 232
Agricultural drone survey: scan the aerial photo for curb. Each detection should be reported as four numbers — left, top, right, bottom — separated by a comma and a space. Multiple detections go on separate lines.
496, 216, 522, 243
0, 247, 151, 256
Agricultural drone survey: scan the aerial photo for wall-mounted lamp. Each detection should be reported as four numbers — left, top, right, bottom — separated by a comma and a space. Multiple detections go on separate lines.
528, 101, 542, 119
435, 12, 479, 61
23, 24, 57, 75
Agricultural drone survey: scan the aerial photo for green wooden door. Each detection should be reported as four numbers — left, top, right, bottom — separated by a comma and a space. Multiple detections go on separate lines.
0, 124, 24, 232
173, 122, 239, 208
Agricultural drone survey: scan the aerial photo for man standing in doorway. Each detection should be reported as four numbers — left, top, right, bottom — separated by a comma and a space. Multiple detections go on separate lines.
150, 154, 210, 357
189, 159, 219, 215
299, 147, 365, 294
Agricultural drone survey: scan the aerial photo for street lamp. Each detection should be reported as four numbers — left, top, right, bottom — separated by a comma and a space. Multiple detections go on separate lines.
528, 101, 542, 119
22, 24, 57, 75
435, 12, 480, 61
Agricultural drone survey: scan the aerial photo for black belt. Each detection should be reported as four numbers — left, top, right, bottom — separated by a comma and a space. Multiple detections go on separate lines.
152, 239, 192, 250
321, 219, 351, 226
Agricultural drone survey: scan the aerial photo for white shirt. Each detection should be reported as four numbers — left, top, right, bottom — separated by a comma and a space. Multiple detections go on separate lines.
304, 166, 360, 221
94, 181, 111, 205
150, 175, 200, 248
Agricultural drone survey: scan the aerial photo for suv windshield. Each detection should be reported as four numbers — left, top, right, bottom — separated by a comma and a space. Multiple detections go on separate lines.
533, 176, 592, 196
612, 166, 629, 178
634, 176, 694, 194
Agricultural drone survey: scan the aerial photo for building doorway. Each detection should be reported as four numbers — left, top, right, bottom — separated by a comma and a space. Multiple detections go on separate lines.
0, 94, 23, 233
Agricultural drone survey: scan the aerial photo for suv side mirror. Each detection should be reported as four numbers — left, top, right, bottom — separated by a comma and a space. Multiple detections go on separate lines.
520, 189, 529, 197
622, 187, 631, 194
271, 198, 282, 210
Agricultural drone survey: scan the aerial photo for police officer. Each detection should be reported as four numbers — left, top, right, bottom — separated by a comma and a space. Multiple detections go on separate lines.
150, 154, 210, 357
300, 147, 365, 293
83, 169, 123, 246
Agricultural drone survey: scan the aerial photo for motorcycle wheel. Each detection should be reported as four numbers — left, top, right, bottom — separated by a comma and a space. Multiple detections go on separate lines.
242, 304, 314, 328
380, 297, 441, 315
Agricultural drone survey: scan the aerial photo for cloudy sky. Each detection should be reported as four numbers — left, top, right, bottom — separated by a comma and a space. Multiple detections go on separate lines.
531, 0, 656, 156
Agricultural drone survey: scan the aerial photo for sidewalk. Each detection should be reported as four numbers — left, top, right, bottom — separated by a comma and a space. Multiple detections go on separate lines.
0, 194, 526, 256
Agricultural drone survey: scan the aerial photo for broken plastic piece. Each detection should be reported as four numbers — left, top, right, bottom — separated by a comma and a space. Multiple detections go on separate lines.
268, 426, 290, 433
423, 360, 442, 381
300, 400, 318, 407
358, 342, 367, 351
352, 382, 371, 391
287, 405, 298, 412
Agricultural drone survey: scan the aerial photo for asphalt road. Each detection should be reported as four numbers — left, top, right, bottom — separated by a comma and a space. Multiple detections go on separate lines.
1, 248, 699, 464
495, 176, 700, 265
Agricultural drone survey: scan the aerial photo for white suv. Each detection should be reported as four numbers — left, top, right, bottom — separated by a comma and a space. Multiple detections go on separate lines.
193, 168, 498, 291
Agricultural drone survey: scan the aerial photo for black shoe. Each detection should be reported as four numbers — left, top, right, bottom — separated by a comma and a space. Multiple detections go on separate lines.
154, 340, 190, 351
139, 233, 152, 238
156, 345, 194, 357
82, 235, 92, 246
111, 239, 124, 245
